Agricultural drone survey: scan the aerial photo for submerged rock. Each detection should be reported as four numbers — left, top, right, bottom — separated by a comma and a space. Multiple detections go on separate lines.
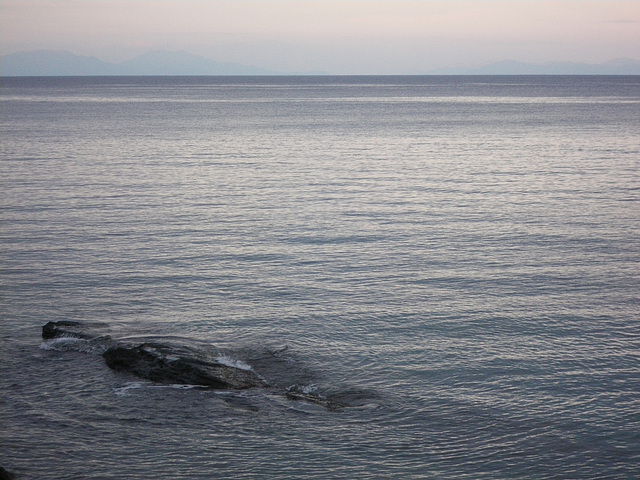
41, 321, 355, 410
285, 387, 344, 411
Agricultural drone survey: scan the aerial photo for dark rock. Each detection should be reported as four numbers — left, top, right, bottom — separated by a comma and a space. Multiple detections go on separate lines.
42, 320, 109, 340
285, 390, 344, 411
0, 466, 15, 480
103, 343, 268, 390
41, 321, 364, 410
42, 320, 85, 339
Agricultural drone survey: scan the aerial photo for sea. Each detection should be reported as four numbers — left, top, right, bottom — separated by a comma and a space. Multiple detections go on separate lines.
1, 75, 639, 479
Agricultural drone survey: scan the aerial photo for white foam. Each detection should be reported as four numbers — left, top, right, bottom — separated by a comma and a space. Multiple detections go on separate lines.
300, 384, 318, 394
40, 337, 84, 350
40, 336, 108, 354
287, 383, 319, 395
113, 382, 207, 396
215, 355, 253, 371
150, 384, 207, 391
114, 382, 147, 396
40, 337, 95, 353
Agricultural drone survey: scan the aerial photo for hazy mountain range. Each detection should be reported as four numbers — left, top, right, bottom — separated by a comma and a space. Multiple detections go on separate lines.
429, 58, 640, 75
2, 50, 640, 76
0, 50, 279, 76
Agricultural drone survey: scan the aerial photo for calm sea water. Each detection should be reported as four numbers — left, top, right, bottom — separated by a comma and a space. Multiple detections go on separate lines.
1, 76, 639, 479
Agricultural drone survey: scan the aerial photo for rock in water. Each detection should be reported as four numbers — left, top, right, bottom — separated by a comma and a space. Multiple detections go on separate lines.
103, 343, 268, 389
41, 321, 356, 410
42, 320, 89, 339
42, 320, 110, 340
0, 466, 15, 480
285, 390, 344, 411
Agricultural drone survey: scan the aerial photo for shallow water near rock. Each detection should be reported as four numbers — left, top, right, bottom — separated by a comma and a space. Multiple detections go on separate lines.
1, 75, 639, 479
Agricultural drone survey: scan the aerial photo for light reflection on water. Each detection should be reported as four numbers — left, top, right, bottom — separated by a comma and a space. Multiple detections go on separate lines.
1, 76, 639, 479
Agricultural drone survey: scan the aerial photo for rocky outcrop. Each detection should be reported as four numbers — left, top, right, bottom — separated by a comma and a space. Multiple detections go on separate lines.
0, 466, 15, 480
42, 320, 111, 340
42, 320, 101, 339
42, 321, 267, 389
103, 343, 268, 390
41, 321, 352, 410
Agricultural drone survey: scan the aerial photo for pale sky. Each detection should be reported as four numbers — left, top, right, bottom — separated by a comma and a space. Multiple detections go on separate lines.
2, 0, 639, 74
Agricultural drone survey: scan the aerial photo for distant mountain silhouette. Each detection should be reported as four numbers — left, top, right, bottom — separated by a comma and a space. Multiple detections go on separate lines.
2, 50, 640, 76
429, 58, 640, 75
1, 50, 278, 76
111, 50, 277, 75
1, 50, 114, 76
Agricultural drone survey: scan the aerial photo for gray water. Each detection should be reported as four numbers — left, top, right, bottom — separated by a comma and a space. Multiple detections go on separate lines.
1, 76, 639, 479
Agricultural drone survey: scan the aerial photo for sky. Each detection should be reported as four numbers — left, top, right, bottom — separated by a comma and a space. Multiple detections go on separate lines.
2, 0, 640, 74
